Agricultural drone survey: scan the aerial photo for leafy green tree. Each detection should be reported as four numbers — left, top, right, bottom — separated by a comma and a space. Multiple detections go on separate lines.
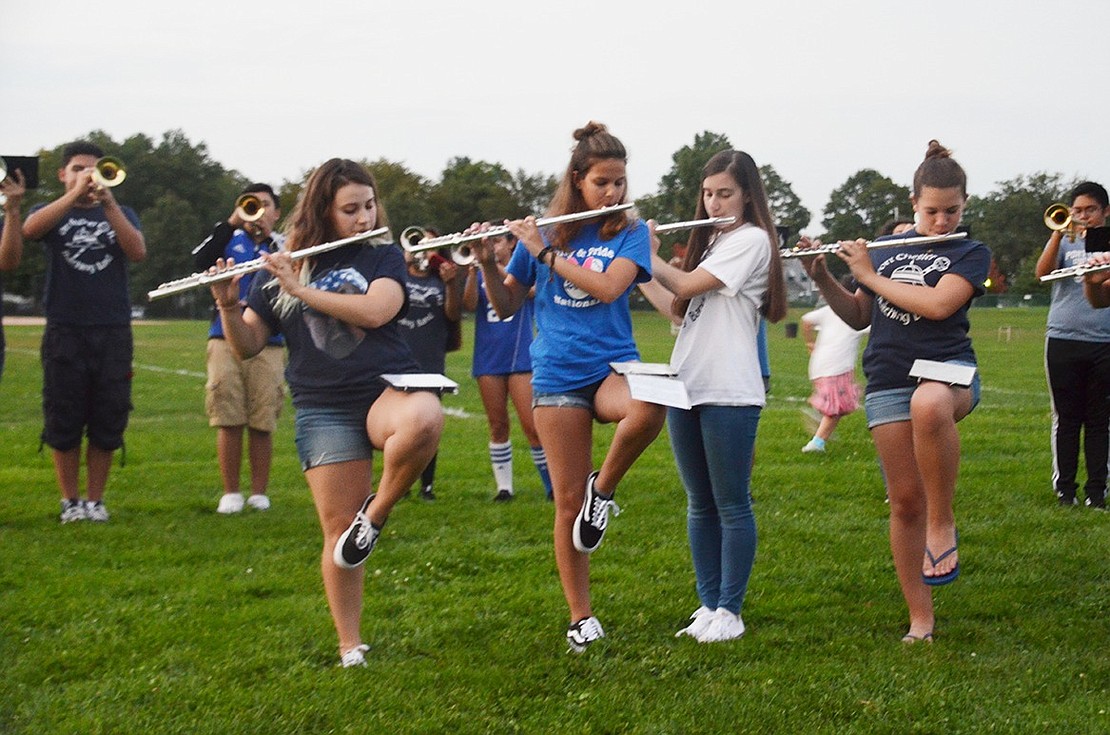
639, 131, 732, 227
760, 164, 810, 240
821, 169, 911, 241
963, 172, 1075, 291
364, 159, 432, 235
427, 157, 520, 233
508, 169, 557, 217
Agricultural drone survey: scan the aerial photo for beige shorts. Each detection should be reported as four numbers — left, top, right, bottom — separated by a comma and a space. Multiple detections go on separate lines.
205, 340, 285, 432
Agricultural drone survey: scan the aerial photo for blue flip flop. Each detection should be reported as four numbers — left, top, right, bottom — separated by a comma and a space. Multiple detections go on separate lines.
923, 541, 959, 586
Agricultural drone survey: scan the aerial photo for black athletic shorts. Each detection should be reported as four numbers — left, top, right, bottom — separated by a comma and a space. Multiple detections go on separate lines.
41, 324, 133, 451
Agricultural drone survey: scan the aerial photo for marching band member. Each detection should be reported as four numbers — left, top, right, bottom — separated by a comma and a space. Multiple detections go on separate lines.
208, 158, 443, 667
461, 232, 553, 502
796, 141, 991, 643
473, 122, 666, 653
641, 150, 787, 643
1034, 182, 1110, 509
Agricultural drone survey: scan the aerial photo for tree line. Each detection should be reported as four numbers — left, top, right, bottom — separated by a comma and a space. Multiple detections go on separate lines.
5, 128, 1073, 316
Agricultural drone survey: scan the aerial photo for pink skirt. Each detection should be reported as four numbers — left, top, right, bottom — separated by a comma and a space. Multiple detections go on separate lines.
809, 371, 861, 417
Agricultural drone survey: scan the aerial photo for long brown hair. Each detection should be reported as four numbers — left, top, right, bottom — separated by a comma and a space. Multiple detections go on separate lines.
546, 121, 632, 250
674, 150, 787, 323
284, 158, 393, 252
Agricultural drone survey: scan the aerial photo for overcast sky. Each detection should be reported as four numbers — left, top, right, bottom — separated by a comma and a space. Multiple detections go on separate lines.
2, 0, 1104, 234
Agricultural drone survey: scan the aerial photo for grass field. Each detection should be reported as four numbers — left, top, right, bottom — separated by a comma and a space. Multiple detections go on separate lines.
0, 307, 1106, 734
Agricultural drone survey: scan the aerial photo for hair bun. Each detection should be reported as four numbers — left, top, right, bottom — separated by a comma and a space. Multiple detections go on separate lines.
925, 139, 951, 160
573, 121, 608, 142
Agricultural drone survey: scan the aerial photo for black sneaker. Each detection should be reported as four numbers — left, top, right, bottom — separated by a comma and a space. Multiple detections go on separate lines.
566, 616, 605, 653
333, 494, 380, 569
1086, 497, 1106, 511
1057, 493, 1079, 507
419, 485, 436, 501
572, 471, 620, 554
493, 489, 514, 502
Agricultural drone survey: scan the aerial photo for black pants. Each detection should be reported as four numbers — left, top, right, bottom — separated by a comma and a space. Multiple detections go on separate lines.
1046, 337, 1110, 504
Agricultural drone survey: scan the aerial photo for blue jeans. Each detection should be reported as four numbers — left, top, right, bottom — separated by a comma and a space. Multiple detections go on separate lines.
667, 404, 760, 615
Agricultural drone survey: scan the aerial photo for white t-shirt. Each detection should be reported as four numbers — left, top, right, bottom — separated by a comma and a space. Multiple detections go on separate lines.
801, 305, 868, 379
670, 223, 770, 407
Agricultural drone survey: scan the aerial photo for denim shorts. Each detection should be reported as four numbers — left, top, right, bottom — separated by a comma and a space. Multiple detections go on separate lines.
294, 404, 375, 471
864, 364, 981, 429
532, 378, 604, 411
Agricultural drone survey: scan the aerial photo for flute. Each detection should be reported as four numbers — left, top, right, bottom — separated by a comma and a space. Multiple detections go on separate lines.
1039, 261, 1110, 282
653, 216, 737, 234
147, 226, 390, 301
779, 231, 969, 259
400, 203, 634, 256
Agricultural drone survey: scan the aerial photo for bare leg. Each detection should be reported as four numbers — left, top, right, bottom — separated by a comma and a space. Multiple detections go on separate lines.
217, 426, 244, 495
533, 406, 595, 622
365, 389, 444, 525
247, 428, 273, 496
507, 373, 541, 447
872, 421, 934, 639
52, 447, 81, 501
911, 381, 972, 580
85, 445, 114, 503
477, 375, 511, 443
816, 414, 840, 442
305, 460, 373, 655
592, 373, 666, 493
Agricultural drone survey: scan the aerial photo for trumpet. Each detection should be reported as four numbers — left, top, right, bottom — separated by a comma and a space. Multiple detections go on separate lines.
653, 216, 737, 234
400, 226, 476, 266
148, 226, 389, 301
91, 157, 126, 188
400, 203, 635, 260
779, 231, 969, 259
1044, 202, 1083, 237
235, 193, 266, 223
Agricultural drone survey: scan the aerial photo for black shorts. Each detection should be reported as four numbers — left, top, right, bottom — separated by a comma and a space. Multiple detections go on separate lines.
41, 324, 133, 451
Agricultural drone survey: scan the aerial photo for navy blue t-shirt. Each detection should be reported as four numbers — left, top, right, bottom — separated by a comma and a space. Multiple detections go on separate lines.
398, 270, 450, 373
859, 231, 991, 393
29, 203, 141, 326
247, 242, 420, 410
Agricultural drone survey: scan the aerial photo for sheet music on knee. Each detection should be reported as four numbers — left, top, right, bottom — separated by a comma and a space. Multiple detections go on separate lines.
609, 362, 691, 409
380, 373, 460, 395
908, 360, 976, 387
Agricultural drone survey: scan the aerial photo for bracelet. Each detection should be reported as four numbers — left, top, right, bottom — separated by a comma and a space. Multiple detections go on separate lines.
215, 300, 240, 311
536, 246, 553, 265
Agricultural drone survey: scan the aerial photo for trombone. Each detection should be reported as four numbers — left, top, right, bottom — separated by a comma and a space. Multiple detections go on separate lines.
399, 203, 634, 262
400, 226, 476, 266
235, 193, 266, 223
91, 157, 126, 188
1044, 202, 1083, 238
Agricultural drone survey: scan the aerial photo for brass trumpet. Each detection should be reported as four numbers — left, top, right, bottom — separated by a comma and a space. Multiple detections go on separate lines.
235, 193, 266, 223
400, 226, 477, 267
91, 156, 126, 188
1044, 202, 1083, 237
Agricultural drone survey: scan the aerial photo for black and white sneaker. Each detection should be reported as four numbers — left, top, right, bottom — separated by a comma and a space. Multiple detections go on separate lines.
493, 489, 514, 502
333, 494, 380, 569
59, 498, 87, 524
419, 484, 436, 501
572, 472, 620, 553
566, 616, 605, 653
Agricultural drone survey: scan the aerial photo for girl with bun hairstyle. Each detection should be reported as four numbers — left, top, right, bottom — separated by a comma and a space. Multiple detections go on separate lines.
473, 122, 666, 653
796, 141, 991, 643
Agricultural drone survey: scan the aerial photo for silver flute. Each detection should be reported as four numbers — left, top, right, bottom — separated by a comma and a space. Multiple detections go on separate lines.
653, 215, 737, 234
147, 226, 390, 301
1040, 261, 1110, 282
779, 231, 969, 259
400, 203, 634, 256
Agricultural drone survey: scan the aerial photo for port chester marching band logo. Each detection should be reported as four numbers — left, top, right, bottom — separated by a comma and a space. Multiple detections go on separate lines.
876, 252, 952, 326
59, 218, 117, 275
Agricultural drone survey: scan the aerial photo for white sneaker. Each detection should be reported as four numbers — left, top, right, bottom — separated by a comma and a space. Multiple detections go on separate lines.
217, 492, 245, 514
566, 616, 605, 653
675, 605, 715, 638
246, 494, 271, 511
85, 500, 110, 522
59, 498, 87, 523
696, 607, 746, 643
802, 439, 825, 454
340, 643, 370, 668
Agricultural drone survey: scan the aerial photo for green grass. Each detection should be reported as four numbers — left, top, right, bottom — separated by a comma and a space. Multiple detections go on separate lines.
0, 308, 1106, 734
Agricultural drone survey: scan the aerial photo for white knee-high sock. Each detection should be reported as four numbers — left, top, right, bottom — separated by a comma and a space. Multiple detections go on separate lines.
490, 441, 513, 492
